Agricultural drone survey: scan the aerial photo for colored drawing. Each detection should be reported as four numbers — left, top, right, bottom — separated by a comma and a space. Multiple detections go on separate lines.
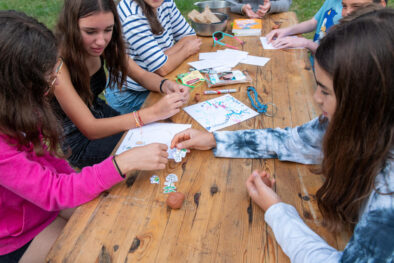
115, 123, 191, 159
183, 94, 259, 132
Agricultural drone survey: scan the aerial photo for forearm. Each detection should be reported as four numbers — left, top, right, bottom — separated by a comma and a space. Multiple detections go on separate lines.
269, 0, 292, 13
155, 46, 191, 76
126, 56, 162, 93
285, 18, 318, 35
80, 107, 161, 140
265, 203, 342, 263
231, 4, 244, 14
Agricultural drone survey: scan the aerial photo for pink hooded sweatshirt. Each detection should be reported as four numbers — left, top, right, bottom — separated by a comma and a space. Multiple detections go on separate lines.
0, 134, 123, 255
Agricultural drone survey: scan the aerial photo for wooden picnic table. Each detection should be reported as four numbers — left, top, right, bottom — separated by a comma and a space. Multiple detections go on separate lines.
47, 12, 351, 263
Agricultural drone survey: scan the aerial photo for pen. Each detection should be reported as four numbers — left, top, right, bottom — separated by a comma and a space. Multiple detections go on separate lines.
204, 89, 237, 95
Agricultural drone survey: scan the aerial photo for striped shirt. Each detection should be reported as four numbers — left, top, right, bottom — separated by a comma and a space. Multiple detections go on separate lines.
118, 0, 195, 91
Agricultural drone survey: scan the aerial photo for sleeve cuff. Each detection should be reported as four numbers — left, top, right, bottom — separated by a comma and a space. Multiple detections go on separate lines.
92, 156, 125, 190
264, 202, 299, 227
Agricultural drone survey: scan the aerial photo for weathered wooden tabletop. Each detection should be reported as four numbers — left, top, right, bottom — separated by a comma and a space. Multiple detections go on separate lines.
47, 12, 350, 263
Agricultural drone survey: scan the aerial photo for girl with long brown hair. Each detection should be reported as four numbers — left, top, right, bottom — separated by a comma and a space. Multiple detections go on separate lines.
170, 8, 394, 262
53, 0, 189, 168
104, 0, 201, 114
0, 10, 169, 263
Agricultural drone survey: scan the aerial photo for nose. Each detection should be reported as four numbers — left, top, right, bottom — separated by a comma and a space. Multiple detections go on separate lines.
96, 33, 106, 46
313, 88, 322, 105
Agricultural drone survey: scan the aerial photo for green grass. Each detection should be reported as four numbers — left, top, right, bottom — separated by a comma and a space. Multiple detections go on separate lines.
1, 0, 393, 37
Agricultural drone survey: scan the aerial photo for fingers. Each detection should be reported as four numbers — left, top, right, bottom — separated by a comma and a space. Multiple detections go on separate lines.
171, 131, 191, 148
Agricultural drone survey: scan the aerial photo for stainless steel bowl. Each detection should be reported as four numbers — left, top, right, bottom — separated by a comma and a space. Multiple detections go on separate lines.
194, 1, 231, 14
191, 12, 228, 37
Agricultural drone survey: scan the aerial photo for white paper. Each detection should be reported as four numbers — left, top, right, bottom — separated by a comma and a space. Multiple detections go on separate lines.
240, 55, 270, 66
183, 94, 259, 132
188, 60, 226, 70
115, 123, 191, 158
260, 37, 304, 50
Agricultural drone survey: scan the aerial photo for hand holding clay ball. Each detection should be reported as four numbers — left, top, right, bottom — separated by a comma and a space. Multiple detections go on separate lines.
166, 192, 185, 209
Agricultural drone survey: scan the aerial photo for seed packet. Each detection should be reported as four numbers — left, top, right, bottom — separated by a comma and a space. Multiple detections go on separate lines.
205, 70, 252, 88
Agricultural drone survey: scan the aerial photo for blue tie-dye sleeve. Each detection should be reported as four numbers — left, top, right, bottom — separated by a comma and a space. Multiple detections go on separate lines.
340, 209, 394, 263
264, 160, 393, 263
212, 117, 327, 164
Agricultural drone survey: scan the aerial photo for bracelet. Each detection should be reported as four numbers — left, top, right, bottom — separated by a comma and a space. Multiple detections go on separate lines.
136, 110, 144, 126
133, 111, 141, 127
159, 79, 168, 94
113, 155, 125, 178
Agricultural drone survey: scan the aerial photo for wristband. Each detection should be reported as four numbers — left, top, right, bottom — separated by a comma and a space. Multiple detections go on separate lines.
133, 111, 141, 127
113, 156, 125, 178
159, 79, 168, 94
136, 110, 144, 126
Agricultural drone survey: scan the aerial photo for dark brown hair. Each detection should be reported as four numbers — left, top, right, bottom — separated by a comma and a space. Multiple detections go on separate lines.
134, 0, 164, 35
0, 10, 63, 156
315, 8, 394, 231
56, 0, 128, 105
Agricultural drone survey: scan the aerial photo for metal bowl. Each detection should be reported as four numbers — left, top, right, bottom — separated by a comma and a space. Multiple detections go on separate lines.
191, 12, 228, 37
194, 1, 231, 14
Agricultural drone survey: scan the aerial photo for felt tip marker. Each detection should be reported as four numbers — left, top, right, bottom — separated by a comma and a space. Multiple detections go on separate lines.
204, 89, 237, 95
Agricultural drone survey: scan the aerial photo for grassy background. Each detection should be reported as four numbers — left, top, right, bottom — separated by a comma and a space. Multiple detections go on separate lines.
1, 0, 392, 37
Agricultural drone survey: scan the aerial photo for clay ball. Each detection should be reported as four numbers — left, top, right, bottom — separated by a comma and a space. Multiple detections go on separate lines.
194, 93, 201, 102
166, 192, 185, 209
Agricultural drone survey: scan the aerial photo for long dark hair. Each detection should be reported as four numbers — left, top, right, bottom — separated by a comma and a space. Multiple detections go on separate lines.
315, 8, 394, 231
134, 0, 164, 35
56, 0, 128, 105
0, 10, 63, 156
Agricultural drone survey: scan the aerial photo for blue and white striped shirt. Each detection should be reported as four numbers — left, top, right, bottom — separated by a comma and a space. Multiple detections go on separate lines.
118, 0, 195, 91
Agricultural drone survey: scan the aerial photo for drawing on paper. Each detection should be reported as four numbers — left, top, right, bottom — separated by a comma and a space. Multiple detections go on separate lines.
115, 123, 191, 158
183, 94, 259, 132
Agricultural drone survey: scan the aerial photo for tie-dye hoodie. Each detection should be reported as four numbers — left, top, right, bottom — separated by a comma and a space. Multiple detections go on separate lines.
213, 117, 394, 262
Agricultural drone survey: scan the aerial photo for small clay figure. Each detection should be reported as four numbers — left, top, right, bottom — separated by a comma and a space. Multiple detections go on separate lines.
166, 192, 185, 209
194, 93, 201, 102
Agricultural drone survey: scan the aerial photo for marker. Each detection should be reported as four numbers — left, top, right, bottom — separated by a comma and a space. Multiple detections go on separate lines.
204, 89, 237, 95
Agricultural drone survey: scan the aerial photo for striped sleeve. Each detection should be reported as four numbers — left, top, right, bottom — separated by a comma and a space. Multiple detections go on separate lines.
168, 0, 195, 41
120, 9, 168, 72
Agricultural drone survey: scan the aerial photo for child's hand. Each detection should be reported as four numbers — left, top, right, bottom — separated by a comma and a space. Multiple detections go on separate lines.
256, 0, 271, 17
116, 143, 169, 172
246, 170, 281, 211
171, 128, 216, 150
242, 4, 259, 18
184, 38, 202, 57
151, 93, 184, 120
162, 80, 190, 104
271, 36, 308, 49
265, 28, 289, 43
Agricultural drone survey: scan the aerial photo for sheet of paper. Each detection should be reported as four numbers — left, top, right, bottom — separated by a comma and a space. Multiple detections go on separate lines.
260, 37, 304, 50
188, 59, 226, 70
183, 94, 259, 132
199, 52, 222, 60
240, 55, 270, 66
115, 123, 191, 158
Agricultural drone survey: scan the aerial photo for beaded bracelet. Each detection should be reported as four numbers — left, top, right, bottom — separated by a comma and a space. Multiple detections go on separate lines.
159, 79, 168, 94
136, 110, 144, 126
133, 111, 141, 127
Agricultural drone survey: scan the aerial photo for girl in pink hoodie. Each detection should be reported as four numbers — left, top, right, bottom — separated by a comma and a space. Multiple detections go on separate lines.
0, 10, 169, 263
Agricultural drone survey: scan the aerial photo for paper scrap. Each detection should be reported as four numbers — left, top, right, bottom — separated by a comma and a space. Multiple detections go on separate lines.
240, 55, 270, 66
150, 175, 160, 184
115, 123, 191, 159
